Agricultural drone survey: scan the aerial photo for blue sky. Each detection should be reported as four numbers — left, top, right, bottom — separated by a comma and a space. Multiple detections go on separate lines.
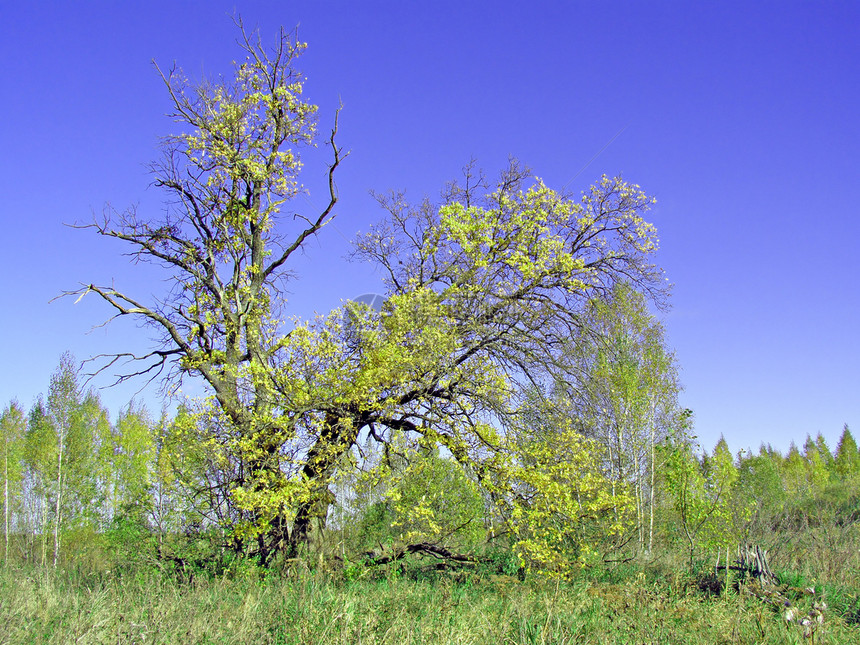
1, 1, 857, 455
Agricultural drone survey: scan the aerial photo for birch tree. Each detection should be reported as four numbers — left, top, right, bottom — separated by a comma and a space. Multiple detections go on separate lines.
37, 353, 103, 567
555, 282, 681, 551
1, 401, 26, 566
107, 402, 156, 524
23, 400, 53, 565
46, 354, 78, 567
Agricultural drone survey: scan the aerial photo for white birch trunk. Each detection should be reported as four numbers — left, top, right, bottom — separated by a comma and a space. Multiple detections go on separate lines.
3, 447, 8, 567
40, 494, 48, 567
648, 397, 656, 553
53, 440, 63, 568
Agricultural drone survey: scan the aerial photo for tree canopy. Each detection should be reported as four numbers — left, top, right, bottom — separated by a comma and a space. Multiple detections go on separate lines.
70, 24, 666, 564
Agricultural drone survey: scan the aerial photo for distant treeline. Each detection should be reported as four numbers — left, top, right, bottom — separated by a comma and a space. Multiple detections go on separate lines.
2, 350, 859, 582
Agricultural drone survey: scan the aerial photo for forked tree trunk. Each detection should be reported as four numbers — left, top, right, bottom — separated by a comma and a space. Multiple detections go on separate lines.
278, 414, 356, 563
288, 487, 334, 557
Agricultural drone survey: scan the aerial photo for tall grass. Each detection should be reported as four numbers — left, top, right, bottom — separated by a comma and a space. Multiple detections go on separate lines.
2, 563, 859, 644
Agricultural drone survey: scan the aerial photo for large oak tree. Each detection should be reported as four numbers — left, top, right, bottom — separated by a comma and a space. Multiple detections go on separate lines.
72, 25, 665, 563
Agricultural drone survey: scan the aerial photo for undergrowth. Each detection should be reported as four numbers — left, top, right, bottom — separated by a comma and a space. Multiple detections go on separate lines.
2, 561, 859, 644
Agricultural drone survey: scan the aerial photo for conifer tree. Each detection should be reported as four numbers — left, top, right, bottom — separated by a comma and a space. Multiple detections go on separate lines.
835, 425, 860, 483
815, 432, 835, 472
802, 435, 830, 497
782, 442, 809, 501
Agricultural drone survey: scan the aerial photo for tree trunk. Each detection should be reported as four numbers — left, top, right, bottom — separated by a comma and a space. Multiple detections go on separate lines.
637, 478, 644, 548
155, 482, 164, 556
289, 487, 334, 557
648, 399, 656, 553
40, 494, 47, 568
607, 430, 618, 520
3, 448, 8, 567
280, 413, 358, 562
53, 440, 63, 568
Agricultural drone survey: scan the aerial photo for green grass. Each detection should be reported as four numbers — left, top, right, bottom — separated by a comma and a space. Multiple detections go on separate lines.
2, 565, 859, 644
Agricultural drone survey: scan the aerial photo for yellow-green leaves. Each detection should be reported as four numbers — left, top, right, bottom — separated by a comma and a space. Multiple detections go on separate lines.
582, 175, 658, 254
388, 450, 485, 547
436, 180, 588, 291
508, 424, 632, 577
665, 437, 749, 565
88, 49, 665, 568
341, 436, 486, 555
178, 43, 316, 212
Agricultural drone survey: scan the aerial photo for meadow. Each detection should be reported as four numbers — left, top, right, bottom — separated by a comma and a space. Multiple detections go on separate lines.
3, 551, 859, 645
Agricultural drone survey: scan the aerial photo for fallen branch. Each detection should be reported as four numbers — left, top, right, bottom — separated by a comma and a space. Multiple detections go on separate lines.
360, 542, 477, 567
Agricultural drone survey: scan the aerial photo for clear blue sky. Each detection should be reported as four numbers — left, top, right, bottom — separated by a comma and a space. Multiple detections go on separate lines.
1, 1, 857, 455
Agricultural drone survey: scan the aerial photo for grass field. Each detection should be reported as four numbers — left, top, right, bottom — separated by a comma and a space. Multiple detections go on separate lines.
3, 563, 858, 644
